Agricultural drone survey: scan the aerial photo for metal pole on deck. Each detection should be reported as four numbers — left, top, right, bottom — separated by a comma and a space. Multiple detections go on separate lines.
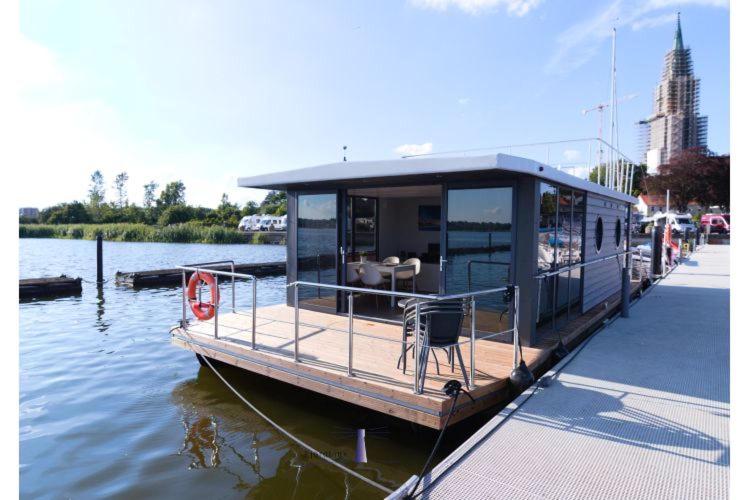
251, 277, 257, 349
181, 270, 187, 328
294, 284, 300, 362
470, 297, 476, 389
96, 235, 104, 284
231, 263, 236, 312
348, 292, 354, 377
214, 274, 220, 339
413, 301, 421, 394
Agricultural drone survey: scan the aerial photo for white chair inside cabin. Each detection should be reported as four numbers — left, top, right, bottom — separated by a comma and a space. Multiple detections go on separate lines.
395, 257, 421, 292
346, 264, 362, 285
382, 256, 400, 265
361, 263, 387, 309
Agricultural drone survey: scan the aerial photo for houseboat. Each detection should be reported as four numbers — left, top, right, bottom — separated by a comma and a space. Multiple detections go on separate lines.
171, 151, 638, 429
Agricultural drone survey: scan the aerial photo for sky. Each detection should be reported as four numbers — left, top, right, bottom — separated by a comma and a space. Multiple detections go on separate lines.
13, 0, 729, 209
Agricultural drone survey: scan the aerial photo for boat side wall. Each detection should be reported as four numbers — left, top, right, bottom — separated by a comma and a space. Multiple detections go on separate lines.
581, 194, 630, 313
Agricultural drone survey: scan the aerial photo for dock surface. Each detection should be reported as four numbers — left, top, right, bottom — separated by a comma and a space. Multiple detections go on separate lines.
416, 244, 729, 499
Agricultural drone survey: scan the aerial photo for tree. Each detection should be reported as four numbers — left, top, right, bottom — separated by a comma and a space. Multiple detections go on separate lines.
209, 193, 241, 228
88, 170, 105, 206
241, 200, 259, 216
158, 205, 194, 226
40, 202, 92, 224
157, 181, 186, 208
588, 163, 647, 196
113, 172, 129, 208
143, 181, 158, 208
259, 190, 287, 215
643, 149, 729, 212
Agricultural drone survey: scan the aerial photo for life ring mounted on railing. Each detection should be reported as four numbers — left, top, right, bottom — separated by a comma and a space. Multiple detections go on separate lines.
186, 271, 220, 321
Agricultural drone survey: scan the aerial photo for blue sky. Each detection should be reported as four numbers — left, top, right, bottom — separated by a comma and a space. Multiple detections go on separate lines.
16, 0, 729, 208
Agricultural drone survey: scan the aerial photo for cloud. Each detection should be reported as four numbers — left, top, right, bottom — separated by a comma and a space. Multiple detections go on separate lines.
458, 97, 470, 105
394, 142, 434, 156
631, 12, 676, 30
409, 0, 542, 16
546, 0, 728, 75
563, 149, 582, 162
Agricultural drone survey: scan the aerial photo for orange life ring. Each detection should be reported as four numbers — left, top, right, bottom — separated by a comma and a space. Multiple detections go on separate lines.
186, 272, 220, 321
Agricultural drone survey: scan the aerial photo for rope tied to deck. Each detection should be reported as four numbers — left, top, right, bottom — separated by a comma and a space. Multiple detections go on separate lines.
192, 347, 394, 495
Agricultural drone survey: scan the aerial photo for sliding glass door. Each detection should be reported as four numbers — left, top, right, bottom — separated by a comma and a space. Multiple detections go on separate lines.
443, 186, 514, 333
296, 192, 339, 312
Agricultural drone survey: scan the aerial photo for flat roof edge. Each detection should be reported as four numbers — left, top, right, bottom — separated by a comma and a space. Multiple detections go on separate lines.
238, 153, 636, 204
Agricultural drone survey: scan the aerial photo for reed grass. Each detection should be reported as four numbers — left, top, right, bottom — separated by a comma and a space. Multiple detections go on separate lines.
19, 223, 249, 244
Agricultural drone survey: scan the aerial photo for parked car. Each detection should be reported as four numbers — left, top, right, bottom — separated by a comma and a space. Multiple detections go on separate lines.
700, 213, 730, 234
238, 215, 262, 232
642, 212, 695, 235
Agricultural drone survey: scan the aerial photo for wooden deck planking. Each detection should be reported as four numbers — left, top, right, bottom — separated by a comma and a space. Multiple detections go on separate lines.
172, 303, 545, 428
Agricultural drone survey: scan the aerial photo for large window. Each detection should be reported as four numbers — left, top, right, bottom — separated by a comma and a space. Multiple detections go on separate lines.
297, 193, 338, 309
537, 183, 585, 325
446, 186, 513, 333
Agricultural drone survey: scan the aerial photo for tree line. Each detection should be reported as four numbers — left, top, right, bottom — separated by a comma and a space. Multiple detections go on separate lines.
21, 170, 287, 228
588, 149, 730, 213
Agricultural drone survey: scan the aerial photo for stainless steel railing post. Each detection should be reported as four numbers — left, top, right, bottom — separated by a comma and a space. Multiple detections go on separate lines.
231, 262, 236, 313
348, 292, 354, 377
181, 270, 187, 328
252, 277, 257, 350
214, 273, 220, 340
470, 297, 476, 389
294, 283, 300, 362
513, 285, 520, 369
413, 301, 421, 394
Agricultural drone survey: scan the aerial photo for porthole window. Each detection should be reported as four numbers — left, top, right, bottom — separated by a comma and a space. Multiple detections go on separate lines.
595, 216, 604, 253
615, 218, 622, 248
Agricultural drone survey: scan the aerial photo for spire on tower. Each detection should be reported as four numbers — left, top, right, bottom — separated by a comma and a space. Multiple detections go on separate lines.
674, 12, 684, 51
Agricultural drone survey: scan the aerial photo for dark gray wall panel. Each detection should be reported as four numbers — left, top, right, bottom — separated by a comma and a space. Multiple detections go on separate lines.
582, 194, 629, 313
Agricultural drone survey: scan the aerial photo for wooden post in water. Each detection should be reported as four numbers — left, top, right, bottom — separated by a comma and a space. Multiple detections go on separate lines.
96, 235, 104, 284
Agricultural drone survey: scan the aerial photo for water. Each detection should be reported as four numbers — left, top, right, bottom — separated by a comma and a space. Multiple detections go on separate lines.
19, 239, 463, 499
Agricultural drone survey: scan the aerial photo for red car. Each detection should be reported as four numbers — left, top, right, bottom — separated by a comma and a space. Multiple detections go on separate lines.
700, 214, 730, 234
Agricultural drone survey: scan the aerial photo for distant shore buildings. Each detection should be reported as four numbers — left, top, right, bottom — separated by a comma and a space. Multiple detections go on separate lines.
639, 13, 708, 174
19, 207, 39, 220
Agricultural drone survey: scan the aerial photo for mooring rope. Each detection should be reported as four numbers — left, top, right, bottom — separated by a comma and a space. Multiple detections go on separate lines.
188, 344, 393, 495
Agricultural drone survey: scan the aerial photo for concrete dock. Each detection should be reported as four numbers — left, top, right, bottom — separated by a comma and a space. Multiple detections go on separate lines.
413, 244, 729, 499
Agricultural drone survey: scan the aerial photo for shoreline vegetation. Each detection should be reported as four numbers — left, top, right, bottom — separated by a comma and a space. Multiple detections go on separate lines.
19, 172, 289, 245
19, 223, 285, 245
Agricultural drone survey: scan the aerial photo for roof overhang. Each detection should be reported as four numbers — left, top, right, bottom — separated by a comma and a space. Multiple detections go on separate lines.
238, 153, 637, 204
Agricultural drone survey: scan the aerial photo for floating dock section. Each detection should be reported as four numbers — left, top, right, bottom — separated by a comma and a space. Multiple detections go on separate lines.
407, 245, 729, 499
20, 276, 82, 298
116, 261, 286, 287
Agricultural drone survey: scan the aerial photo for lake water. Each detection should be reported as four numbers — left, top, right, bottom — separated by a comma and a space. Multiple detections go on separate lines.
19, 239, 476, 499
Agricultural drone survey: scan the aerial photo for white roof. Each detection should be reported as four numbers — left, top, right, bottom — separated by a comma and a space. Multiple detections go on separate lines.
238, 153, 636, 204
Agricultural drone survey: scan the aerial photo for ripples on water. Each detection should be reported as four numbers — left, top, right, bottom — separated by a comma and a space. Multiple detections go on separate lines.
19, 239, 445, 499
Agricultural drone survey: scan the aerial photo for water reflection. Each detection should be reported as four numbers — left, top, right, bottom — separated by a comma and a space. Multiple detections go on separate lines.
170, 363, 423, 499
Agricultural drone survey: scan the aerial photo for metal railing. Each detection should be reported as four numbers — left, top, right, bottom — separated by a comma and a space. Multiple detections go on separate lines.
178, 261, 258, 348
176, 262, 519, 395
286, 280, 519, 394
400, 137, 638, 196
535, 250, 635, 326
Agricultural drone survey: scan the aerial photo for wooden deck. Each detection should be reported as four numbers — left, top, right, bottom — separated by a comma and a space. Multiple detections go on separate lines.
171, 304, 546, 429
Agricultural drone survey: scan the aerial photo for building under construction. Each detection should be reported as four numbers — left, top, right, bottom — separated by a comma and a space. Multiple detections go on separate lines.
639, 14, 708, 173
